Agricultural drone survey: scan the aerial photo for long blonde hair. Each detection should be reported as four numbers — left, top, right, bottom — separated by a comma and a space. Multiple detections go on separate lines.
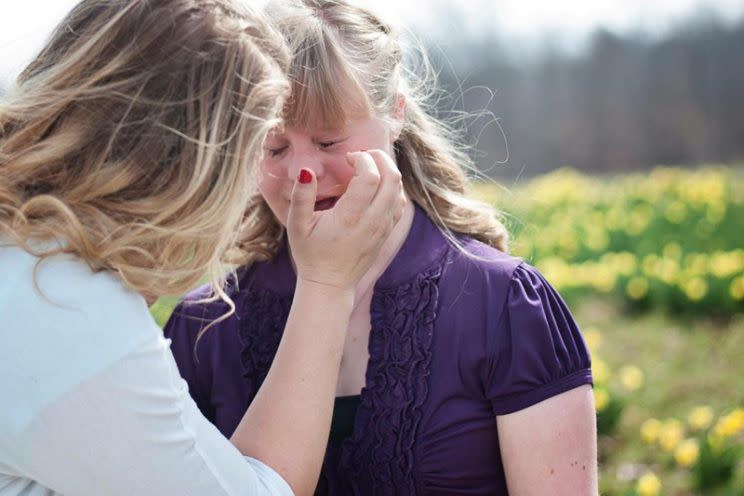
0, 0, 289, 299
235, 0, 508, 265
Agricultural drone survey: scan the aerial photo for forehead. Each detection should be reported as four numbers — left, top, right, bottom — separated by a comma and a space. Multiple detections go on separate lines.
272, 109, 372, 137
282, 94, 369, 131
268, 121, 341, 138
283, 59, 371, 131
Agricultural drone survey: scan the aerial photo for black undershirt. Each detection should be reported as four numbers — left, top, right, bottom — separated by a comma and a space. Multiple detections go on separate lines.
328, 395, 361, 446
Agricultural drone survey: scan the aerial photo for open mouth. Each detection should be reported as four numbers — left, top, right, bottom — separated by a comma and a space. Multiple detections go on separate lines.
314, 196, 339, 211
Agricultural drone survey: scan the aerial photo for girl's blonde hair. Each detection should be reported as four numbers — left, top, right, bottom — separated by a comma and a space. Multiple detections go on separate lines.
0, 0, 290, 299
237, 0, 508, 265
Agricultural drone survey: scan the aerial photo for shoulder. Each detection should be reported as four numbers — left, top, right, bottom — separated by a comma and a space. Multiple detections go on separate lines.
165, 262, 264, 333
440, 236, 528, 299
162, 258, 292, 353
440, 243, 593, 415
0, 244, 163, 433
437, 236, 572, 332
2, 244, 157, 348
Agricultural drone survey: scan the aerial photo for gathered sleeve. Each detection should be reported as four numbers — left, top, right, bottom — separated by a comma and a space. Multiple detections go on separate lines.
484, 262, 593, 416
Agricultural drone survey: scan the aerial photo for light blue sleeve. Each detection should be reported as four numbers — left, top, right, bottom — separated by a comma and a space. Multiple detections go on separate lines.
13, 327, 294, 496
0, 247, 293, 495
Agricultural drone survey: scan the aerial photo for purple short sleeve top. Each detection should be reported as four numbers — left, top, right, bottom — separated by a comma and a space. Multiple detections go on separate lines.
164, 204, 593, 495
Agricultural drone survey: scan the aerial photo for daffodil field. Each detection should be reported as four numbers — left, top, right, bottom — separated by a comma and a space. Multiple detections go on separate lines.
474, 166, 743, 318
476, 166, 744, 495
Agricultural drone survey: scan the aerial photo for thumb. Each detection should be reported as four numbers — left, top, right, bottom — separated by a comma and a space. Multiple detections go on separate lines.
287, 168, 317, 237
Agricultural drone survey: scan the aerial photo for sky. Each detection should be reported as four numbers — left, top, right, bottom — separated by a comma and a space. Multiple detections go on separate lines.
1, 0, 743, 86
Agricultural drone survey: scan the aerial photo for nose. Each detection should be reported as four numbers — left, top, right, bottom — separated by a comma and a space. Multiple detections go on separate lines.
286, 149, 326, 181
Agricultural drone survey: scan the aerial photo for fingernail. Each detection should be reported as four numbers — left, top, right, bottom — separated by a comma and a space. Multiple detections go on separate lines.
298, 169, 312, 184
360, 148, 368, 152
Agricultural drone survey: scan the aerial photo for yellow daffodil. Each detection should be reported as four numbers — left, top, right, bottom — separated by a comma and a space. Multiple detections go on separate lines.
665, 201, 688, 224
659, 419, 685, 452
731, 277, 744, 301
591, 358, 611, 384
637, 472, 662, 496
683, 277, 708, 302
687, 406, 714, 431
675, 438, 700, 467
618, 365, 644, 392
713, 409, 744, 438
627, 277, 648, 300
593, 388, 610, 412
641, 418, 662, 444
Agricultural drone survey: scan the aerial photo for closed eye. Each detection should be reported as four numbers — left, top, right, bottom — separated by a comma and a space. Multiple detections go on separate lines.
317, 136, 348, 150
268, 146, 288, 157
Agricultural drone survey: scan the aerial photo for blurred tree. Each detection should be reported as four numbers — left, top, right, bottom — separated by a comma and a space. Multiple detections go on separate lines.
433, 13, 744, 177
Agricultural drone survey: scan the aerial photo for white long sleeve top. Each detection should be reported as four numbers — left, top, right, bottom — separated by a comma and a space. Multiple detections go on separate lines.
0, 243, 293, 496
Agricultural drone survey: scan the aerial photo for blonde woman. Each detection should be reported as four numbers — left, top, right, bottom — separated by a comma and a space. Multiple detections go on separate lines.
164, 0, 598, 495
0, 1, 405, 495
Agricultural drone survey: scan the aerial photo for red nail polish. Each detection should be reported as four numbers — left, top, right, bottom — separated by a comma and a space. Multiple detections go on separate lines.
298, 169, 312, 184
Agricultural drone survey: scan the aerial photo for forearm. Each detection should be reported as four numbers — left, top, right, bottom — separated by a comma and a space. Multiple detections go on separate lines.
230, 279, 353, 496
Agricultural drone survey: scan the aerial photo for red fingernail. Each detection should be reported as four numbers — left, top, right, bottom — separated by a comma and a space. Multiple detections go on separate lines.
298, 169, 312, 184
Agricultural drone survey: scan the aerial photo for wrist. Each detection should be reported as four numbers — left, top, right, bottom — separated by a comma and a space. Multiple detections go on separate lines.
295, 277, 355, 308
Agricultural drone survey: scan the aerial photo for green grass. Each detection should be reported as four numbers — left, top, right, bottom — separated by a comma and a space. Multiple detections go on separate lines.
573, 298, 744, 495
150, 296, 179, 328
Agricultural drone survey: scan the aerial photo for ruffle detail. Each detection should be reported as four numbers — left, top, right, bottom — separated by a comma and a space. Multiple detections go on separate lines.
339, 263, 443, 495
237, 288, 293, 398
235, 259, 445, 495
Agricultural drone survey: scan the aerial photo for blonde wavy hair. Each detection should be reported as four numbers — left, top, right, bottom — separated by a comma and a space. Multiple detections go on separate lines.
0, 0, 290, 300
235, 0, 509, 265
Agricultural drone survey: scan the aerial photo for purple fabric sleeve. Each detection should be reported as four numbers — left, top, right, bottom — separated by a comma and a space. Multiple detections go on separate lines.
485, 263, 593, 416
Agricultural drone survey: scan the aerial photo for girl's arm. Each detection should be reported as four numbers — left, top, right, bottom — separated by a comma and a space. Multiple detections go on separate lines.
229, 151, 405, 495
497, 385, 599, 496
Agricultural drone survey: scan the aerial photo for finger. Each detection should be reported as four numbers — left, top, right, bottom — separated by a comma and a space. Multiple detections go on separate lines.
363, 186, 405, 239
333, 152, 380, 222
363, 149, 405, 226
286, 168, 317, 237
364, 149, 401, 200
364, 149, 396, 173
337, 150, 405, 242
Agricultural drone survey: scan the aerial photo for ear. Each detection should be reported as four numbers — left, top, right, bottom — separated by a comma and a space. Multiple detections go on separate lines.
389, 93, 406, 142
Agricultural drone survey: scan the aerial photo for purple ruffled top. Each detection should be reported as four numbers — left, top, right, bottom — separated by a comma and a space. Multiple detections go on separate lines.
164, 204, 593, 495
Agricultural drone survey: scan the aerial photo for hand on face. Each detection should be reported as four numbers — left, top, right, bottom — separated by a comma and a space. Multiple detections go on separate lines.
285, 149, 406, 293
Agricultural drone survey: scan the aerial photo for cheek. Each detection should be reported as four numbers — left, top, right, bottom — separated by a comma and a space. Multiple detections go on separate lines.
325, 154, 357, 190
258, 163, 290, 226
346, 133, 387, 152
345, 125, 396, 158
